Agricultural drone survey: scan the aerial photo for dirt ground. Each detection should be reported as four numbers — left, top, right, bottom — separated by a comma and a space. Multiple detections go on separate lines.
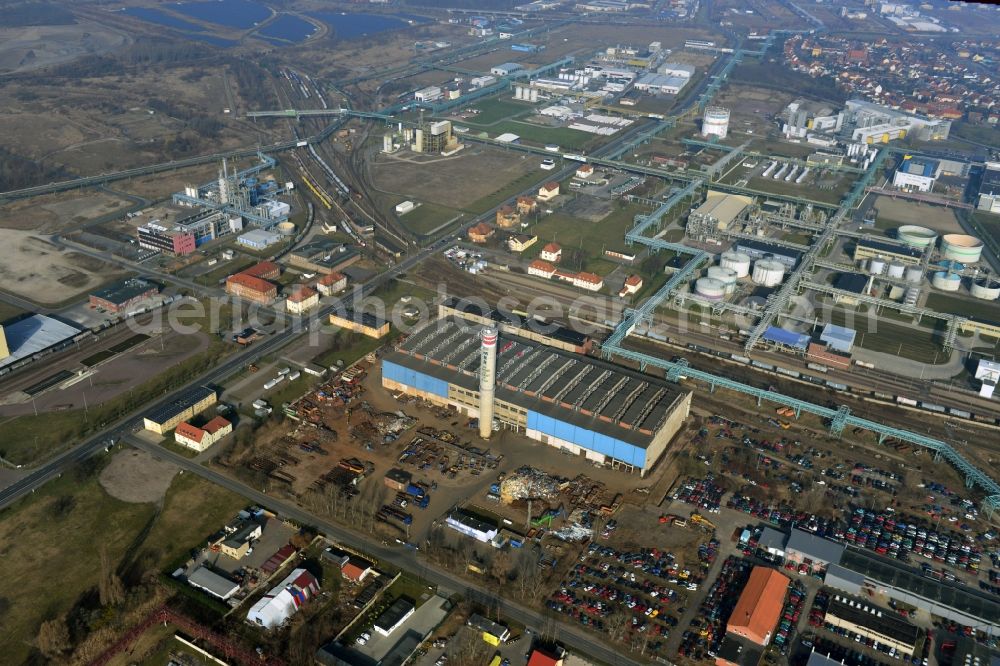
0, 190, 129, 233
372, 146, 537, 209
0, 22, 129, 74
0, 231, 128, 305
874, 196, 963, 234
99, 448, 178, 504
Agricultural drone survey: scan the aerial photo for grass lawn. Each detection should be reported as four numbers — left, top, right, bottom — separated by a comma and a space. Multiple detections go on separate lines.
0, 464, 244, 664
397, 202, 465, 236
464, 98, 537, 125
195, 257, 256, 287
952, 122, 1000, 150
828, 308, 947, 364
966, 211, 1000, 260
265, 374, 316, 407
312, 329, 390, 370
925, 292, 1000, 322
476, 120, 597, 152
0, 301, 24, 324
464, 169, 549, 216
525, 203, 647, 263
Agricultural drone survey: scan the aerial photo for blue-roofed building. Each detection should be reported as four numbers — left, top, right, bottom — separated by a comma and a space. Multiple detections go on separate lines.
762, 326, 810, 351
820, 324, 856, 353
893, 156, 942, 192
381, 318, 692, 476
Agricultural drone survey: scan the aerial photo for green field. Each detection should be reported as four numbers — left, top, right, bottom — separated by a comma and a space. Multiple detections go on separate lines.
477, 120, 596, 151
397, 202, 464, 236
465, 169, 552, 215
0, 464, 244, 665
952, 121, 1000, 150
967, 211, 1000, 261
525, 202, 648, 262
466, 98, 537, 125
925, 292, 1000, 323
828, 307, 948, 364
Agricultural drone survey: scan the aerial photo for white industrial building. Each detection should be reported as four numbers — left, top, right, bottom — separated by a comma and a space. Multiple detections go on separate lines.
976, 359, 1000, 399
634, 73, 689, 95
892, 157, 941, 193
446, 511, 499, 542
186, 566, 240, 601
414, 85, 443, 102
237, 229, 282, 250
490, 62, 523, 76
469, 75, 497, 88
658, 62, 695, 78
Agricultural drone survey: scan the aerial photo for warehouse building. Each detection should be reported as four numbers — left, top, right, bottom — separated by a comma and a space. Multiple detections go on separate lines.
0, 314, 83, 371
446, 510, 499, 542
186, 566, 240, 601
633, 73, 690, 95
853, 238, 923, 265
491, 62, 523, 76
824, 594, 919, 656
819, 324, 856, 353
89, 279, 159, 314
726, 566, 790, 646
374, 597, 416, 637
734, 239, 802, 268
287, 239, 360, 274
329, 308, 389, 338
142, 385, 217, 435
237, 228, 282, 250
784, 528, 845, 573
382, 318, 692, 475
688, 191, 753, 232
438, 296, 592, 354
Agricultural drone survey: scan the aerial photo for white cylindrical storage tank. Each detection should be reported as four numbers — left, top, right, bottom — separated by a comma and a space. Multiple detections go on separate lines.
694, 277, 726, 300
941, 234, 984, 263
529, 88, 538, 102
869, 258, 886, 275
720, 251, 751, 278
707, 266, 738, 293
795, 167, 810, 184
785, 165, 798, 182
752, 259, 785, 287
276, 221, 296, 236
904, 266, 923, 283
702, 106, 730, 139
897, 225, 937, 249
970, 278, 1000, 300
762, 161, 776, 178
887, 262, 905, 279
932, 271, 961, 292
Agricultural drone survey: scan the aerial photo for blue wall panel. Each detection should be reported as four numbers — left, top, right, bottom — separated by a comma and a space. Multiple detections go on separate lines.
382, 360, 448, 398
526, 410, 645, 467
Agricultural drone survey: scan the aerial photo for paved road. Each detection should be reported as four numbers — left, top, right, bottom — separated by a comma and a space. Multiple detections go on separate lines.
126, 435, 645, 666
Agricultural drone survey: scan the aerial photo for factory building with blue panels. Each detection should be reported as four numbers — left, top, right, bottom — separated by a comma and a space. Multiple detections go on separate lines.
382, 318, 692, 475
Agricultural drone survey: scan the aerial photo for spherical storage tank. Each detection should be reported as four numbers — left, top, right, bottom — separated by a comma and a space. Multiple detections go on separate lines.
277, 222, 296, 236
971, 278, 1000, 301
694, 277, 726, 300
887, 262, 905, 279
706, 266, 738, 293
904, 266, 923, 283
941, 234, 984, 264
720, 251, 751, 278
869, 258, 886, 275
897, 225, 938, 249
752, 259, 785, 287
931, 271, 961, 292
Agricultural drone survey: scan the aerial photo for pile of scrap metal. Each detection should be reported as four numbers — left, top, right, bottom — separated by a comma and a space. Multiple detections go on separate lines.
500, 466, 562, 504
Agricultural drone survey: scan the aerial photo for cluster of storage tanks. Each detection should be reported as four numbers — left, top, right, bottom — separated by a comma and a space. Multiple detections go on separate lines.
867, 258, 923, 283
761, 161, 810, 184
846, 143, 878, 170
693, 251, 787, 300
895, 225, 985, 264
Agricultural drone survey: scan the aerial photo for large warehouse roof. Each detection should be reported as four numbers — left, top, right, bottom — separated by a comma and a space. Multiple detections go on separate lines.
786, 528, 846, 564
440, 296, 589, 347
0, 314, 82, 369
727, 566, 789, 645
386, 318, 688, 448
142, 385, 215, 426
689, 191, 752, 228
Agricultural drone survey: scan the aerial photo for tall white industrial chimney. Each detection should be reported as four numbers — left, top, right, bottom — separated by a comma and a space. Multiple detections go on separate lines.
478, 327, 498, 439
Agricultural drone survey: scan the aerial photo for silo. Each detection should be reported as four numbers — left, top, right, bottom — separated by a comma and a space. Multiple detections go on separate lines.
478, 327, 498, 439
941, 234, 984, 263
931, 272, 961, 292
720, 251, 752, 278
869, 258, 886, 275
887, 262, 905, 279
752, 259, 785, 287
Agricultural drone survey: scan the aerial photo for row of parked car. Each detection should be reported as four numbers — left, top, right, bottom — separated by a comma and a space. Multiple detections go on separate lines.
677, 556, 753, 661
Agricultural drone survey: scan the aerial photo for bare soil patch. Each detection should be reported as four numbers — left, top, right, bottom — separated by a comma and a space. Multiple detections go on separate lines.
99, 448, 178, 504
874, 196, 963, 234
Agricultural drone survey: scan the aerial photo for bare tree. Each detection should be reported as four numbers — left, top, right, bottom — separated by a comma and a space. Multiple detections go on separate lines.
98, 546, 125, 607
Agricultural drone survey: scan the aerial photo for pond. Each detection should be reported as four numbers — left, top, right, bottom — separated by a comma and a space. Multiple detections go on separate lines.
172, 0, 271, 29
257, 14, 316, 43
307, 11, 421, 40
121, 7, 206, 32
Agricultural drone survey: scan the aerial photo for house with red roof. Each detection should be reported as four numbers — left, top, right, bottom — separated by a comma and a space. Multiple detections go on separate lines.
174, 416, 233, 452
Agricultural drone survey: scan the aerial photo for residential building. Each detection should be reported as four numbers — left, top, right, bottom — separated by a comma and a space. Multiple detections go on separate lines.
218, 519, 262, 559
286, 285, 319, 314
893, 156, 941, 192
571, 271, 604, 291
538, 181, 560, 201
316, 271, 347, 296
373, 597, 415, 636
329, 308, 390, 338
496, 205, 521, 228
247, 568, 320, 629
174, 416, 233, 452
619, 274, 643, 298
540, 242, 562, 262
516, 195, 538, 215
89, 279, 159, 314
143, 386, 217, 435
383, 318, 693, 475
575, 164, 595, 179
226, 273, 277, 304
726, 566, 790, 645
528, 259, 557, 278
341, 557, 373, 583
508, 233, 538, 252
528, 649, 565, 666
468, 222, 495, 243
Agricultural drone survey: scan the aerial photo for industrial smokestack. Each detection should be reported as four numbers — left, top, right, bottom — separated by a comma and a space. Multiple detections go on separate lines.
479, 327, 498, 439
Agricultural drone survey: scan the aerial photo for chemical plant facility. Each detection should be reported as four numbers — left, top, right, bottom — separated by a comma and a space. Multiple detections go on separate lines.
381, 317, 692, 475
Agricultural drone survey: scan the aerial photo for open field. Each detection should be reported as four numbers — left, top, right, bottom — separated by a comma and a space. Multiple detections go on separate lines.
0, 189, 131, 233
523, 201, 648, 269
925, 293, 1000, 326
966, 210, 1000, 260
461, 98, 538, 126
873, 197, 963, 235
373, 146, 537, 210
0, 456, 244, 665
827, 306, 947, 364
0, 231, 129, 305
396, 202, 464, 237
469, 119, 597, 152
0, 21, 129, 74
